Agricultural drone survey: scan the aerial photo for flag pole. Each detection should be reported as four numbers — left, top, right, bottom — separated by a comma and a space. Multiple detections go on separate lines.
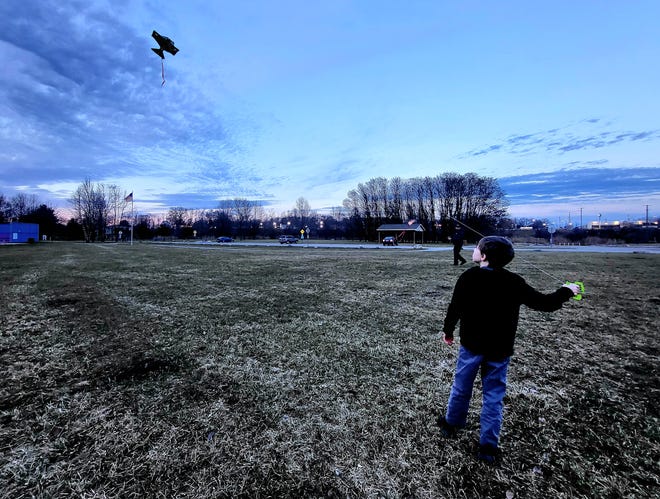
124, 191, 134, 245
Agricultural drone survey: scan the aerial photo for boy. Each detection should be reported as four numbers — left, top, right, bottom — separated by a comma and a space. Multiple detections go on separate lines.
439, 236, 580, 463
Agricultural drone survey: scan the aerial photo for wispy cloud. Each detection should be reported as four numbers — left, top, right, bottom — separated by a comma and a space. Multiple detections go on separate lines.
463, 121, 660, 159
500, 167, 660, 203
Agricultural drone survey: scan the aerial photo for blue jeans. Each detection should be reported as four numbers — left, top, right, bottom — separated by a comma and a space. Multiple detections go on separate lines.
445, 346, 510, 448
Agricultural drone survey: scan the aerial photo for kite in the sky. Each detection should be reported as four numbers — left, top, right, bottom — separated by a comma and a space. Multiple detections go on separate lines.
151, 30, 179, 86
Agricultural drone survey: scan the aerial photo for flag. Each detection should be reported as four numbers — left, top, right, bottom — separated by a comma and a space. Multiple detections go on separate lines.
125, 192, 133, 203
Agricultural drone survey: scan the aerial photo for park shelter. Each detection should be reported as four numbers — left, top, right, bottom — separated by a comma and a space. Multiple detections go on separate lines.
377, 223, 426, 245
0, 223, 39, 243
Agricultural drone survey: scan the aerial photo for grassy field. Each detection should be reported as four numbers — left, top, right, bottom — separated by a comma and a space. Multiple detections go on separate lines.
0, 242, 657, 498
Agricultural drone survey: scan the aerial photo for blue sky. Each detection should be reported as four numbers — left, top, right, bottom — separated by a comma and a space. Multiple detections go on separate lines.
1, 0, 658, 224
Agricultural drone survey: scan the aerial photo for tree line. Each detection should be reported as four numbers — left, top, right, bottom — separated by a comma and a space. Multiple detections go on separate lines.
342, 173, 508, 241
2, 172, 656, 243
4, 172, 508, 243
62, 172, 507, 243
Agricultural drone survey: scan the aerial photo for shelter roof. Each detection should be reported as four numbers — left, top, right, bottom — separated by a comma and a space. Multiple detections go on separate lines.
377, 223, 425, 232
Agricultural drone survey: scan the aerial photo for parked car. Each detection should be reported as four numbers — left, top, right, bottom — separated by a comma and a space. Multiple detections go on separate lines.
279, 235, 298, 244
217, 236, 234, 243
382, 236, 398, 246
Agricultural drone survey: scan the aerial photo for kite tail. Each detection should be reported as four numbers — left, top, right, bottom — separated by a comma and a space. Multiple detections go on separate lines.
161, 60, 166, 86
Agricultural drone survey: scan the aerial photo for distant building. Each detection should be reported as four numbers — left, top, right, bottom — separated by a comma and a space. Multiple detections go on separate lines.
588, 221, 621, 230
587, 220, 659, 230
0, 222, 40, 243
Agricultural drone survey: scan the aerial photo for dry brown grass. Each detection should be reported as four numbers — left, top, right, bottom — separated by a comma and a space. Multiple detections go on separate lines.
0, 242, 658, 498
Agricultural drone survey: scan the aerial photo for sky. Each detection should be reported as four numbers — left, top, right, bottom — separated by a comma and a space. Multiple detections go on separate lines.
1, 0, 659, 225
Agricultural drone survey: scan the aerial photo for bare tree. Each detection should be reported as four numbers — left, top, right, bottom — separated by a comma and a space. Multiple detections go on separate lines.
166, 207, 190, 236
387, 177, 403, 222
342, 189, 360, 217
0, 193, 8, 222
356, 183, 373, 239
367, 177, 388, 222
107, 185, 131, 225
8, 193, 39, 220
69, 178, 109, 242
231, 198, 256, 239
402, 180, 417, 222
253, 204, 266, 226
294, 197, 311, 229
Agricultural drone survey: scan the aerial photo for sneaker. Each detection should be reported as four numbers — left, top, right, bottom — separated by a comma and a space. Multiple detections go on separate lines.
437, 416, 458, 438
477, 444, 500, 464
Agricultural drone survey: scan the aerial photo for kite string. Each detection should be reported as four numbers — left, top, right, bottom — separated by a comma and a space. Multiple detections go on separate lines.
449, 216, 567, 284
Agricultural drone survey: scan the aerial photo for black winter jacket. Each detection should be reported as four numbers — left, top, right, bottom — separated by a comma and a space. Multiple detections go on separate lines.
443, 266, 574, 360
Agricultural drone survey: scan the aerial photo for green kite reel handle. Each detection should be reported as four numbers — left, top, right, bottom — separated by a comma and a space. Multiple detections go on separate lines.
566, 281, 585, 301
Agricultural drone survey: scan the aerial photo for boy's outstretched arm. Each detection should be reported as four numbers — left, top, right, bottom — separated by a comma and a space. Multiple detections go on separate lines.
522, 280, 579, 311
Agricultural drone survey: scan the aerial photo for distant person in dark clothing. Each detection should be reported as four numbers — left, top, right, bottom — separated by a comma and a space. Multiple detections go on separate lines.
450, 227, 467, 265
438, 236, 580, 463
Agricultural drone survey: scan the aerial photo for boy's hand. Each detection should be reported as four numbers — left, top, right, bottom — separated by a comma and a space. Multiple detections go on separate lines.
563, 283, 580, 295
443, 334, 454, 346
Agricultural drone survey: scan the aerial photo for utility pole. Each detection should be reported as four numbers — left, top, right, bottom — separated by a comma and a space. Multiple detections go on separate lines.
646, 204, 649, 227
580, 207, 583, 228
